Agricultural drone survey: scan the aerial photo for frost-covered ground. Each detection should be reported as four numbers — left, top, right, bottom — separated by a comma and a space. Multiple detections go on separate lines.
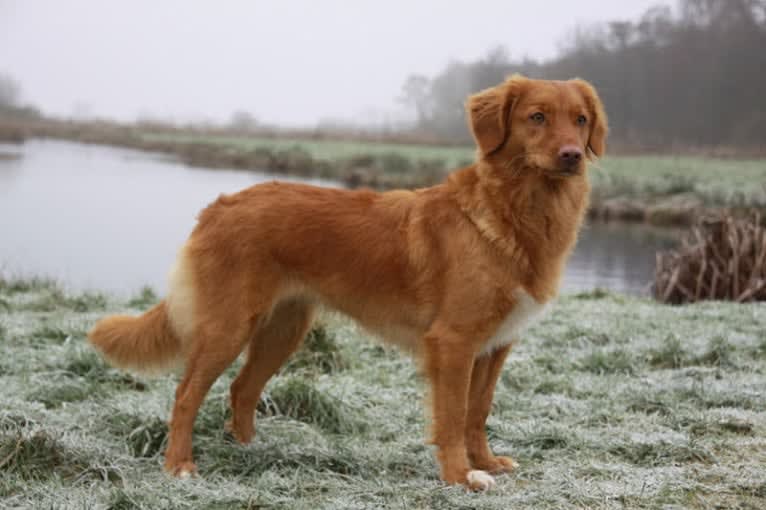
1, 279, 764, 509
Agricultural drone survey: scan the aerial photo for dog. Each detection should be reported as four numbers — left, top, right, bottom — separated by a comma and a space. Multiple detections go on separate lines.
88, 75, 607, 490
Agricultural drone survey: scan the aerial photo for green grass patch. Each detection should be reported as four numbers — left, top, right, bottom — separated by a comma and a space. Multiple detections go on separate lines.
592, 155, 766, 208
141, 132, 474, 170
139, 132, 766, 211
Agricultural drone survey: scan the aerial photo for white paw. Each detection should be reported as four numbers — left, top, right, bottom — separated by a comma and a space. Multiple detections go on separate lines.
467, 469, 496, 491
178, 469, 193, 480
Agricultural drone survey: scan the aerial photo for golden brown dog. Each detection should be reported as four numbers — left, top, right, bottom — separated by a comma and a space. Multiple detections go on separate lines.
89, 75, 607, 490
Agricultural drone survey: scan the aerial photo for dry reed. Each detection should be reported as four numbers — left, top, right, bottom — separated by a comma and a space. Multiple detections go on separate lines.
654, 212, 766, 303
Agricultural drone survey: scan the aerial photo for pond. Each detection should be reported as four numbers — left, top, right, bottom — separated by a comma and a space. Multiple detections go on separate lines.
0, 140, 678, 297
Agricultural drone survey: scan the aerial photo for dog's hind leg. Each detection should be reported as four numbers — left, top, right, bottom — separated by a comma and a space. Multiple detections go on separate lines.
163, 316, 254, 477
226, 298, 316, 444
465, 344, 518, 474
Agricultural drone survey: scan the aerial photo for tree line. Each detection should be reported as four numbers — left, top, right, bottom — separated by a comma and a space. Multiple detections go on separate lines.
399, 0, 766, 151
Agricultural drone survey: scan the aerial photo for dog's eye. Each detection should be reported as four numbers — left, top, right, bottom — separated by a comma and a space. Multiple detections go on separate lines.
530, 112, 545, 124
576, 115, 587, 126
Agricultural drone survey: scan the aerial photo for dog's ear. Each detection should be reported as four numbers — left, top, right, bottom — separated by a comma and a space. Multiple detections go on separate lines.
572, 78, 608, 159
465, 74, 527, 157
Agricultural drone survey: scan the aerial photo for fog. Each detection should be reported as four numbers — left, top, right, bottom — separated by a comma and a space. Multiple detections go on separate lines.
1, 0, 662, 125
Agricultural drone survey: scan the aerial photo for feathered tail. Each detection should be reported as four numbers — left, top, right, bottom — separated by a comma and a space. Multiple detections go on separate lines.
88, 301, 183, 375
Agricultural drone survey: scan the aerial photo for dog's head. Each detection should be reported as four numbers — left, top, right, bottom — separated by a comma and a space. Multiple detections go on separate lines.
466, 75, 608, 177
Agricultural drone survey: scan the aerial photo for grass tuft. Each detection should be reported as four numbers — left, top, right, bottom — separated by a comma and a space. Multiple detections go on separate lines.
512, 426, 572, 459
647, 334, 687, 369
284, 323, 346, 375
0, 414, 36, 431
31, 324, 72, 343
572, 288, 611, 300
627, 396, 672, 416
609, 440, 716, 466
0, 427, 121, 483
63, 291, 108, 312
26, 379, 101, 409
62, 347, 147, 390
0, 276, 59, 295
106, 490, 147, 510
103, 412, 168, 458
259, 377, 365, 434
127, 286, 158, 310
578, 347, 636, 375
693, 335, 736, 367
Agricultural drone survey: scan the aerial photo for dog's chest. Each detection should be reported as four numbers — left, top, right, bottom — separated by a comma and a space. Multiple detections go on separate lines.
480, 289, 549, 355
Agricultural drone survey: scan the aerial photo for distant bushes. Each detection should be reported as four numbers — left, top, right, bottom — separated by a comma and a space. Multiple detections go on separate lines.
178, 143, 448, 189
0, 124, 25, 143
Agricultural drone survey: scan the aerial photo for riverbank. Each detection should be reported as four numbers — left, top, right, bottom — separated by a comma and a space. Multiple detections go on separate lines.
1, 278, 764, 508
5, 118, 766, 225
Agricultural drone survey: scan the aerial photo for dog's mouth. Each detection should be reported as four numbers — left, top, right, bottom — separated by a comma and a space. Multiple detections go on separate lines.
555, 166, 582, 177
514, 154, 584, 178
541, 164, 582, 179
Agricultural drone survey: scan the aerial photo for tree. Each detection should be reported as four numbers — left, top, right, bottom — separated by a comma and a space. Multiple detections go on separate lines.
0, 73, 20, 109
398, 74, 431, 124
398, 0, 766, 150
228, 110, 259, 132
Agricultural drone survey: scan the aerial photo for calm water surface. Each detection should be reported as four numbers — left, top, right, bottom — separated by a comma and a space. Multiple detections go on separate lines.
0, 140, 677, 296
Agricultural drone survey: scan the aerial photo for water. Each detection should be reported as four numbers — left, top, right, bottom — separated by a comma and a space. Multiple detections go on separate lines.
0, 140, 677, 297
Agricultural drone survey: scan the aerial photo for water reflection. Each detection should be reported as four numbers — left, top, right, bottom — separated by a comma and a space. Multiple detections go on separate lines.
0, 140, 678, 296
565, 222, 678, 294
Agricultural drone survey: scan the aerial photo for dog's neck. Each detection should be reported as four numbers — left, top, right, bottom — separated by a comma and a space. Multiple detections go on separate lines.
449, 160, 590, 299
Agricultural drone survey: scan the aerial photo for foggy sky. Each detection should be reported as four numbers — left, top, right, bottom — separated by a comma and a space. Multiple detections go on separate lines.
0, 0, 665, 126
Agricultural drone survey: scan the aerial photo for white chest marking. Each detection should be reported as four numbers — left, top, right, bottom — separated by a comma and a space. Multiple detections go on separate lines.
480, 289, 550, 355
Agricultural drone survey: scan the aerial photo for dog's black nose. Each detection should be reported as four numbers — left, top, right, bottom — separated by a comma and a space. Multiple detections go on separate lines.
558, 146, 583, 167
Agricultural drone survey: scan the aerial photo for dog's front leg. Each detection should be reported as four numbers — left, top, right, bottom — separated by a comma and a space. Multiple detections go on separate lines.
423, 325, 495, 491
466, 344, 518, 474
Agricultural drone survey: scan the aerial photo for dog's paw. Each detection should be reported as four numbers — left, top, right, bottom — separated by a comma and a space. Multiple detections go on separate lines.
165, 461, 198, 479
466, 470, 496, 491
471, 454, 519, 474
487, 455, 519, 474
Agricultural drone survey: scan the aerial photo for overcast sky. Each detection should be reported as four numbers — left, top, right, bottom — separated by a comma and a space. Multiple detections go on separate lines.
0, 0, 666, 126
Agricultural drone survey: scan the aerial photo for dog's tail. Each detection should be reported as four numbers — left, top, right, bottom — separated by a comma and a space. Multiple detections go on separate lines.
88, 301, 184, 375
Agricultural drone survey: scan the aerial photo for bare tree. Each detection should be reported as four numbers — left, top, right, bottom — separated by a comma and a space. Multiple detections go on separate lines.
397, 74, 431, 124
0, 73, 20, 109
229, 110, 259, 132
399, 0, 766, 150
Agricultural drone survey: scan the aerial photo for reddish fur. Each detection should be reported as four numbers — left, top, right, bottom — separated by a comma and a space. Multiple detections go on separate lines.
88, 75, 608, 489
88, 302, 182, 373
